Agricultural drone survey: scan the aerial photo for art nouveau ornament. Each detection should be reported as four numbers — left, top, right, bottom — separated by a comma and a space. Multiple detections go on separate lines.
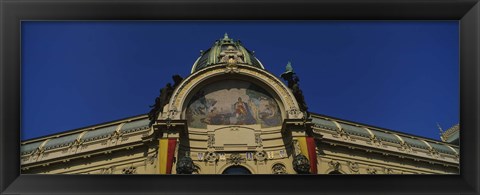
272, 163, 287, 174
166, 64, 304, 121
227, 153, 245, 165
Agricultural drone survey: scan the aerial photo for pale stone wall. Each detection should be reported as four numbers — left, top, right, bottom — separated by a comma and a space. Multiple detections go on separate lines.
171, 124, 296, 174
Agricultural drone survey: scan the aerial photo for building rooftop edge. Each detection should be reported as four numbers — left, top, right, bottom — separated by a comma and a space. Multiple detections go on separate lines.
21, 113, 148, 143
22, 111, 458, 149
308, 112, 458, 147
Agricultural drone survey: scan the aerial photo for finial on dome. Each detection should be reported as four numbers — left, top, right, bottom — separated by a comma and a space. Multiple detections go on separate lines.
437, 122, 444, 135
191, 34, 265, 73
280, 60, 295, 81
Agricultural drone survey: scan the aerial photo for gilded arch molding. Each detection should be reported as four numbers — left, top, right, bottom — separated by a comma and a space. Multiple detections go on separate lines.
164, 64, 304, 120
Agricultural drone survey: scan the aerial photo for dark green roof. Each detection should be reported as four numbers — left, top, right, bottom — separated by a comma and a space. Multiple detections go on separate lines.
21, 115, 150, 153
309, 113, 459, 155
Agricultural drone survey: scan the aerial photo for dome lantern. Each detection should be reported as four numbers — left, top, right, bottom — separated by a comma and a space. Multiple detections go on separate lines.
190, 34, 265, 73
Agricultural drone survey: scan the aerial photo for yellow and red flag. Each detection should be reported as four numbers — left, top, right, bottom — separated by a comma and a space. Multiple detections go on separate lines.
297, 136, 318, 174
158, 138, 177, 174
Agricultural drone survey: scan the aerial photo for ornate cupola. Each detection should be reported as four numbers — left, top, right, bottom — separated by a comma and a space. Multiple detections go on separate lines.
190, 33, 265, 73
150, 34, 313, 175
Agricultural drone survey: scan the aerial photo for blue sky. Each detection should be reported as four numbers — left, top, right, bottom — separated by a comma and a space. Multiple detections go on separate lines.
21, 21, 459, 141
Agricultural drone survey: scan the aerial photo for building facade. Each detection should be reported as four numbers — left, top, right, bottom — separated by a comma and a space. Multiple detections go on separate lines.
20, 34, 459, 174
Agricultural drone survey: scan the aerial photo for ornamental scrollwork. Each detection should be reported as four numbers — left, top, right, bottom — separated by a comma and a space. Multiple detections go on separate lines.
100, 167, 113, 174
255, 134, 262, 147
368, 135, 382, 147
383, 167, 394, 174
122, 166, 136, 174
227, 153, 245, 165
224, 63, 240, 73
331, 126, 350, 141
398, 142, 412, 153
168, 106, 179, 119
207, 134, 215, 148
205, 152, 218, 162
293, 140, 301, 156
328, 160, 342, 172
192, 164, 201, 174
272, 163, 287, 174
148, 153, 158, 165
366, 167, 377, 174
428, 148, 440, 158
254, 151, 267, 161
287, 107, 301, 118
338, 130, 350, 140
347, 161, 359, 173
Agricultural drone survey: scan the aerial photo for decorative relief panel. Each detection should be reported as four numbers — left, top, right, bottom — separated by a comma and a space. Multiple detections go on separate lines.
205, 152, 218, 162
208, 126, 260, 150
272, 163, 287, 174
254, 151, 267, 161
366, 167, 377, 174
398, 142, 413, 153
100, 167, 113, 174
348, 162, 360, 173
227, 153, 246, 165
122, 166, 136, 174
207, 134, 215, 148
255, 134, 263, 147
147, 153, 157, 165
383, 167, 394, 174
328, 160, 342, 172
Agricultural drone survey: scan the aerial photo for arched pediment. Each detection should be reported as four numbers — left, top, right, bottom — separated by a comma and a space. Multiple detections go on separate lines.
163, 64, 304, 121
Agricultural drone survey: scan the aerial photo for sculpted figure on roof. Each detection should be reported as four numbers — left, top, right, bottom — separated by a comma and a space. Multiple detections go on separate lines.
281, 61, 309, 117
148, 74, 184, 126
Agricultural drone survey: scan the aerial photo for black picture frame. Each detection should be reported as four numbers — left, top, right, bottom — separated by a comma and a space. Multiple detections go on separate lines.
1, 0, 479, 194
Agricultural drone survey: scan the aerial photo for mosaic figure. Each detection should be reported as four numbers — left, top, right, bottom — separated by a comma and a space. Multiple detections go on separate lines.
186, 80, 282, 128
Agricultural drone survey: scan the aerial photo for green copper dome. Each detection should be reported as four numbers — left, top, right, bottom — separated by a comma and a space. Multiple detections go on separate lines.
191, 33, 265, 73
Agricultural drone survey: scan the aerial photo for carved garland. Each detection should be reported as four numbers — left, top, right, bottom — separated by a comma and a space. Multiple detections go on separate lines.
227, 153, 246, 165
122, 166, 137, 174
366, 167, 377, 174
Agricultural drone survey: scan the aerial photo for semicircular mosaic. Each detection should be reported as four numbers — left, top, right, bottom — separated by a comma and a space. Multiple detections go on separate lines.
186, 80, 282, 128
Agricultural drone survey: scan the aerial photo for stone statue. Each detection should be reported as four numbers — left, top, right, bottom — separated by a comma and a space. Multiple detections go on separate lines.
172, 74, 183, 89
292, 154, 310, 174
176, 155, 195, 174
148, 75, 184, 127
280, 61, 309, 117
